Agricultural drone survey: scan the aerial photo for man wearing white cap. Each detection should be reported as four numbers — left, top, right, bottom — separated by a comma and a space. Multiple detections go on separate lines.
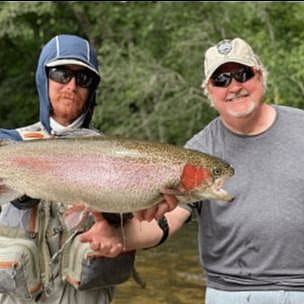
181, 37, 304, 303
86, 37, 304, 304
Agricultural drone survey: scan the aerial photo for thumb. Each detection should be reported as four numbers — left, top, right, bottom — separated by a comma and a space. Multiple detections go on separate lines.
78, 230, 92, 243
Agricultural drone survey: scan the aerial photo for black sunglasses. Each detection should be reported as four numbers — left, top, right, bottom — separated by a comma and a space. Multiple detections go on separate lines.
211, 66, 255, 88
48, 67, 98, 88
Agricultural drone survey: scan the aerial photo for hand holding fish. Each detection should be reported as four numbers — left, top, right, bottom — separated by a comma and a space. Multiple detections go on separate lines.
79, 213, 124, 258
79, 195, 179, 256
133, 193, 178, 222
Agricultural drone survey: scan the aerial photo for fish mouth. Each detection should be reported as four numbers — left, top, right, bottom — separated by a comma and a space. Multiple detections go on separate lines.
212, 175, 234, 202
190, 177, 234, 203
212, 187, 234, 202
192, 186, 234, 203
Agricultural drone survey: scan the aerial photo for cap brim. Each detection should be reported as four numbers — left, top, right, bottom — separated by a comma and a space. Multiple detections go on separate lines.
202, 58, 256, 88
46, 59, 99, 77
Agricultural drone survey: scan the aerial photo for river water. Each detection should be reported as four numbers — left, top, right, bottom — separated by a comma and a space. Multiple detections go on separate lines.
113, 220, 206, 304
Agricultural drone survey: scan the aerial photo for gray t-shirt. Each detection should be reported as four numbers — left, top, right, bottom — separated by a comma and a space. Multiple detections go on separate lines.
185, 105, 304, 291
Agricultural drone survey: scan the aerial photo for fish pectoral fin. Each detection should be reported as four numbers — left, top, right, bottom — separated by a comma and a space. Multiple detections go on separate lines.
64, 203, 91, 229
160, 186, 184, 196
0, 183, 24, 205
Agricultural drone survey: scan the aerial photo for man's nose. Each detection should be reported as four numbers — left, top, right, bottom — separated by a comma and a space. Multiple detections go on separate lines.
65, 76, 78, 89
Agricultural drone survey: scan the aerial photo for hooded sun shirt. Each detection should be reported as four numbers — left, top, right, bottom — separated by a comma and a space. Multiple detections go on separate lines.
0, 34, 101, 140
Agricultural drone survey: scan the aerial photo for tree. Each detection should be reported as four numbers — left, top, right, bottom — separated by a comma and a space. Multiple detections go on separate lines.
1, 2, 304, 145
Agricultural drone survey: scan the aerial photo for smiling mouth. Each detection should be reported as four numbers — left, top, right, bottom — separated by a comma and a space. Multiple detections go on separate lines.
226, 94, 249, 102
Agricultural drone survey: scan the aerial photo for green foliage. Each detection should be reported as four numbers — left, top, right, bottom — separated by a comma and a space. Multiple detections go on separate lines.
93, 41, 212, 144
1, 2, 304, 145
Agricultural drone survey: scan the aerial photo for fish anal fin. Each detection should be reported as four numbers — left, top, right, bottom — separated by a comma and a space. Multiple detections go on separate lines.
0, 183, 24, 205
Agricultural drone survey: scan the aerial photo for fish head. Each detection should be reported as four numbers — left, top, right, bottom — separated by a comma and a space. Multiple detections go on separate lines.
179, 154, 235, 203
195, 164, 234, 202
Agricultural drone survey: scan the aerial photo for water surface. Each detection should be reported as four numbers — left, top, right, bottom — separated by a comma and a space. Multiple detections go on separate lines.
113, 221, 206, 303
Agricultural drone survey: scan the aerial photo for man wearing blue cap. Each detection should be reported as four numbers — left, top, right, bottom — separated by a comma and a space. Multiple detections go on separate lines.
0, 34, 134, 304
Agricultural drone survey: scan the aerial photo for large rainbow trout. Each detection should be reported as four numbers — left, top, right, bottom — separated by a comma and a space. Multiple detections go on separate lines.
0, 136, 234, 213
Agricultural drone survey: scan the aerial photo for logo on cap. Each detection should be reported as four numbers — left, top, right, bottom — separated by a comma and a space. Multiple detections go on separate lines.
217, 40, 232, 55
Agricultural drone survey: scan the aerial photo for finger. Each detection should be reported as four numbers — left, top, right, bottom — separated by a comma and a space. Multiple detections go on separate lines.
164, 194, 178, 211
107, 243, 123, 257
90, 241, 100, 251
133, 210, 145, 221
133, 207, 156, 222
96, 242, 118, 257
87, 243, 123, 258
140, 205, 158, 222
90, 210, 104, 222
78, 231, 92, 243
153, 200, 170, 220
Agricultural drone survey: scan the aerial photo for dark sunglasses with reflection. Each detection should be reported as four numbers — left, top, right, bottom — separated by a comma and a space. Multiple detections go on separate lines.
210, 66, 255, 88
47, 66, 99, 89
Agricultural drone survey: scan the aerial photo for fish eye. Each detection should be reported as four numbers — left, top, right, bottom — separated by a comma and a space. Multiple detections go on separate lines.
213, 168, 222, 176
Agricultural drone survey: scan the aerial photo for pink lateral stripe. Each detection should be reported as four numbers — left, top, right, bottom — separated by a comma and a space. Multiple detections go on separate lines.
10, 154, 182, 191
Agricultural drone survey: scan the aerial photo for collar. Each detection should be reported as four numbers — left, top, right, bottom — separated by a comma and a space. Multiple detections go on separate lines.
50, 114, 85, 136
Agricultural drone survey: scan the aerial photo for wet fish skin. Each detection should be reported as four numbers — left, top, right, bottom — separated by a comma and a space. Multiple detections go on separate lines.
0, 136, 234, 213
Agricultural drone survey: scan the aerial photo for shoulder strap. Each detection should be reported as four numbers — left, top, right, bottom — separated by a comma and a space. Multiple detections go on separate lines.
35, 201, 55, 295
0, 205, 38, 239
16, 122, 51, 140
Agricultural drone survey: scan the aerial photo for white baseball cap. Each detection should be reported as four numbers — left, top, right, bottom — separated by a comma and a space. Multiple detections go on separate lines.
202, 38, 263, 88
46, 58, 99, 77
